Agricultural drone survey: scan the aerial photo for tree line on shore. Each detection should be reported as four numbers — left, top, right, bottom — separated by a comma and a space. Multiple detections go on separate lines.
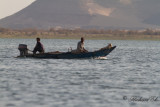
0, 27, 160, 37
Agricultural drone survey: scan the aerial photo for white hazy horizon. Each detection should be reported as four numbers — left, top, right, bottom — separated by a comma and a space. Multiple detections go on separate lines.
0, 0, 35, 19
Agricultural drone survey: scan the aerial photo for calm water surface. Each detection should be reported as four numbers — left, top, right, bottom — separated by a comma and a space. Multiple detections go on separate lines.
0, 39, 160, 107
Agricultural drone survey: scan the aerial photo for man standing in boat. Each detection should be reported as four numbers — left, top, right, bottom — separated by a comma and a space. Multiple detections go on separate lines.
76, 37, 88, 52
33, 38, 45, 54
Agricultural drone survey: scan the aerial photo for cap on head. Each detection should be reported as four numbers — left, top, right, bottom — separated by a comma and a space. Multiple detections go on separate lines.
36, 37, 40, 42
81, 37, 84, 42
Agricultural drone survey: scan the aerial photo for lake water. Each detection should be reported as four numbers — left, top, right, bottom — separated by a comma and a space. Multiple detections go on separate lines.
0, 39, 160, 107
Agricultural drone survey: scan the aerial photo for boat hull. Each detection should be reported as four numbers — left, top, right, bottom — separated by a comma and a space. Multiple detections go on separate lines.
19, 46, 116, 59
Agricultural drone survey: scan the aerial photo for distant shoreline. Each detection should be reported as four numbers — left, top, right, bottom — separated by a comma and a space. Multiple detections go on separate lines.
1, 34, 160, 41
1, 28, 160, 40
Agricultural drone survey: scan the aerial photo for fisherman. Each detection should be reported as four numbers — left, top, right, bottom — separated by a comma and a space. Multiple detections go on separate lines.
33, 37, 45, 54
76, 37, 88, 52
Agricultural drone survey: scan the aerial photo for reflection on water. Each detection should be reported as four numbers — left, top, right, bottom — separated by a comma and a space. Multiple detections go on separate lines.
0, 39, 160, 107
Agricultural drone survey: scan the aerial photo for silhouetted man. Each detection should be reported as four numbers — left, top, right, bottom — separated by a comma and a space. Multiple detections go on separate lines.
33, 38, 44, 54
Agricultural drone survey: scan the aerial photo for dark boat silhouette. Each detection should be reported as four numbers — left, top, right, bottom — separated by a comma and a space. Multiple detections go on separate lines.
17, 44, 116, 59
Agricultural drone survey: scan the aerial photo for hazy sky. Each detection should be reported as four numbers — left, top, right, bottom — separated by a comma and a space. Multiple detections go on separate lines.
0, 0, 35, 19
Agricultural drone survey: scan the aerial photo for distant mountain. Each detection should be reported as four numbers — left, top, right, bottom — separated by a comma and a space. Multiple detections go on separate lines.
0, 0, 160, 29
144, 13, 160, 26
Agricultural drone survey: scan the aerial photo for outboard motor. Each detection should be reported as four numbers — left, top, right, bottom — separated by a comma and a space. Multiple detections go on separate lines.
18, 44, 28, 57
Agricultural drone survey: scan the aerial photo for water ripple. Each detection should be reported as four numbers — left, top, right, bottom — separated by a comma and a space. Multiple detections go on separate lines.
0, 39, 160, 107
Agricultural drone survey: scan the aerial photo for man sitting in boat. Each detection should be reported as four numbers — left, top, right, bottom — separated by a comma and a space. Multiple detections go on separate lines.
72, 37, 88, 53
33, 38, 45, 54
